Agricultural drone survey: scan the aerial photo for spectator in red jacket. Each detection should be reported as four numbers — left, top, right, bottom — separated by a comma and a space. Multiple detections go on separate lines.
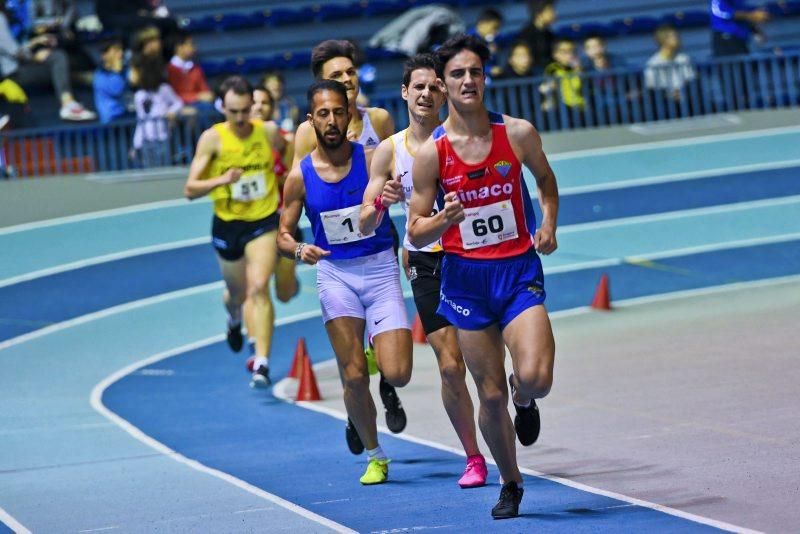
166, 32, 213, 109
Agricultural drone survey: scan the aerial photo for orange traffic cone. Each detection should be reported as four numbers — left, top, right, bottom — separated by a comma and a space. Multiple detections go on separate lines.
287, 337, 307, 378
591, 274, 612, 310
411, 313, 427, 344
296, 353, 322, 401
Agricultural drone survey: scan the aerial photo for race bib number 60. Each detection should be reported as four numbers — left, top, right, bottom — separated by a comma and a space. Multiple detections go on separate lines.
321, 204, 375, 245
230, 173, 267, 202
459, 200, 518, 250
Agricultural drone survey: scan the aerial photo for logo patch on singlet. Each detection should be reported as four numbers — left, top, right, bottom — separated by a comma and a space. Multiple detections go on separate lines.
467, 168, 488, 180
445, 155, 454, 166
494, 160, 512, 178
365, 137, 378, 147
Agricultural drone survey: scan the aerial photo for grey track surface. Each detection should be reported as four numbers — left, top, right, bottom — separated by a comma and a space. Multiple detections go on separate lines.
308, 280, 800, 533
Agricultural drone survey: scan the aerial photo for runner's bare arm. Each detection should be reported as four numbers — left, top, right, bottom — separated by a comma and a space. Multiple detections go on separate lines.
408, 138, 456, 249
264, 120, 287, 156
291, 120, 316, 169
360, 138, 399, 234
370, 107, 396, 141
278, 167, 331, 265
183, 129, 241, 200
507, 116, 559, 255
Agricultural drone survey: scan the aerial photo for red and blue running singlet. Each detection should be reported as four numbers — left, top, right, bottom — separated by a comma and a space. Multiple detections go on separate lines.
433, 111, 538, 260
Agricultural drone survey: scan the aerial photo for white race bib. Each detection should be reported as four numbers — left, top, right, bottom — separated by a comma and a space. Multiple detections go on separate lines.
230, 173, 267, 202
459, 200, 518, 250
320, 204, 375, 245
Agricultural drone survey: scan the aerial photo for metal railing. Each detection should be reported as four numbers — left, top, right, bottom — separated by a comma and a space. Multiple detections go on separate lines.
2, 51, 798, 178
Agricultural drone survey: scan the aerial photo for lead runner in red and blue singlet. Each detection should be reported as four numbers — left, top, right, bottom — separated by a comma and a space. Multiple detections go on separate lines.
408, 34, 560, 520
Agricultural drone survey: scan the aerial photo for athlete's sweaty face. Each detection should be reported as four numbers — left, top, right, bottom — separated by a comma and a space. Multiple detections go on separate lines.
223, 90, 254, 130
402, 68, 445, 120
320, 57, 360, 103
309, 89, 350, 149
443, 49, 485, 109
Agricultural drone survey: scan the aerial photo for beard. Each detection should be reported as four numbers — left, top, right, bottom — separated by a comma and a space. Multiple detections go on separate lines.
314, 125, 346, 150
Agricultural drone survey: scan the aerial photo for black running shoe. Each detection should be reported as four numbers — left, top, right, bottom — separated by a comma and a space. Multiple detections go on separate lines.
379, 374, 407, 433
227, 322, 243, 352
509, 374, 540, 446
491, 481, 524, 519
250, 365, 271, 389
345, 418, 364, 455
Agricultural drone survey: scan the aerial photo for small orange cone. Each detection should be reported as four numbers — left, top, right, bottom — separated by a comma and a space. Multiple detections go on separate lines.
287, 337, 307, 378
296, 353, 322, 401
411, 313, 427, 344
591, 274, 612, 310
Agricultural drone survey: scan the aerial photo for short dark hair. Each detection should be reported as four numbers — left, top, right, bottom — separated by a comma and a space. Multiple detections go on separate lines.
261, 70, 284, 86
254, 86, 274, 106
99, 38, 123, 55
529, 0, 555, 18
402, 53, 440, 87
435, 33, 491, 78
306, 79, 349, 111
477, 8, 503, 25
311, 39, 356, 79
170, 31, 192, 49
218, 75, 253, 101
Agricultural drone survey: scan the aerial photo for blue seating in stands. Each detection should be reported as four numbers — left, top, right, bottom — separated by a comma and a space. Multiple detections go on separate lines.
314, 2, 363, 22
265, 7, 312, 26
183, 15, 218, 33
610, 16, 660, 36
664, 10, 710, 29
218, 12, 264, 31
362, 0, 407, 17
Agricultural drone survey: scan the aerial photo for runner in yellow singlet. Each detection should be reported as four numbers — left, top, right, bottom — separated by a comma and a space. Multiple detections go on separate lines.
184, 76, 286, 388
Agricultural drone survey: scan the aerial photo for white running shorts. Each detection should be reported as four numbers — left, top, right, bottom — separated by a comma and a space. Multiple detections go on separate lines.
316, 248, 410, 336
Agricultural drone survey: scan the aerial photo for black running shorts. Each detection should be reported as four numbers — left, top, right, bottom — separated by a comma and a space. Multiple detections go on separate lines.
408, 250, 451, 335
211, 212, 279, 261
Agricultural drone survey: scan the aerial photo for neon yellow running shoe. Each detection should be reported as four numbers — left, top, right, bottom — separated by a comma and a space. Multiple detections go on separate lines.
364, 345, 378, 376
359, 458, 390, 485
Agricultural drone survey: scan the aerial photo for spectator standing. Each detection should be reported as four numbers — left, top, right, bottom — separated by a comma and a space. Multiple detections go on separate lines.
94, 0, 178, 51
710, 0, 769, 56
167, 32, 213, 112
540, 39, 585, 120
517, 0, 557, 71
0, 4, 95, 121
644, 25, 696, 104
132, 55, 185, 166
470, 8, 504, 78
93, 38, 130, 123
261, 71, 298, 132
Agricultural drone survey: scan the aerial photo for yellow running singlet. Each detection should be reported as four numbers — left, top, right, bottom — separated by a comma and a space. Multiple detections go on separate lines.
207, 119, 278, 222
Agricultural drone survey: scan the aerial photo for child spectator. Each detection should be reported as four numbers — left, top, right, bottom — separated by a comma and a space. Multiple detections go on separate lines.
93, 39, 130, 124
166, 32, 213, 110
495, 41, 538, 79
540, 39, 585, 113
471, 8, 504, 78
644, 25, 696, 104
517, 0, 557, 71
261, 71, 298, 132
132, 55, 185, 166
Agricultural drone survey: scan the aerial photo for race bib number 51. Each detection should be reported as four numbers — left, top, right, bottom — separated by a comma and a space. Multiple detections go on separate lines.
321, 204, 375, 245
230, 173, 267, 202
459, 200, 518, 250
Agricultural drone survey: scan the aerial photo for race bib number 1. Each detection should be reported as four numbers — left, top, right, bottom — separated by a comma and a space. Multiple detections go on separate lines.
459, 200, 518, 250
321, 204, 375, 245
230, 173, 267, 202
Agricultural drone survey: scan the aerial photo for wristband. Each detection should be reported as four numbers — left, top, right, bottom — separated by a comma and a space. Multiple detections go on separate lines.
294, 242, 307, 261
373, 194, 386, 213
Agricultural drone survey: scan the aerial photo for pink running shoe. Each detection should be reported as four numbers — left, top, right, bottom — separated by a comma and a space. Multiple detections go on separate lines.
458, 454, 488, 488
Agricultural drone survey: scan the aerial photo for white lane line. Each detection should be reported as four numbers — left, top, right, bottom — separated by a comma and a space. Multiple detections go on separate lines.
78, 526, 120, 533
0, 282, 223, 352
0, 506, 31, 534
549, 124, 800, 161
545, 232, 800, 274
0, 198, 201, 236
559, 159, 800, 195
90, 333, 353, 534
272, 278, 800, 534
0, 237, 210, 289
559, 194, 800, 234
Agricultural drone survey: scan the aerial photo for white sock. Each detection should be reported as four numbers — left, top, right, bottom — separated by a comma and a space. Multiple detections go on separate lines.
366, 446, 386, 461
514, 397, 532, 409
253, 356, 268, 371
516, 481, 524, 490
227, 315, 241, 327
